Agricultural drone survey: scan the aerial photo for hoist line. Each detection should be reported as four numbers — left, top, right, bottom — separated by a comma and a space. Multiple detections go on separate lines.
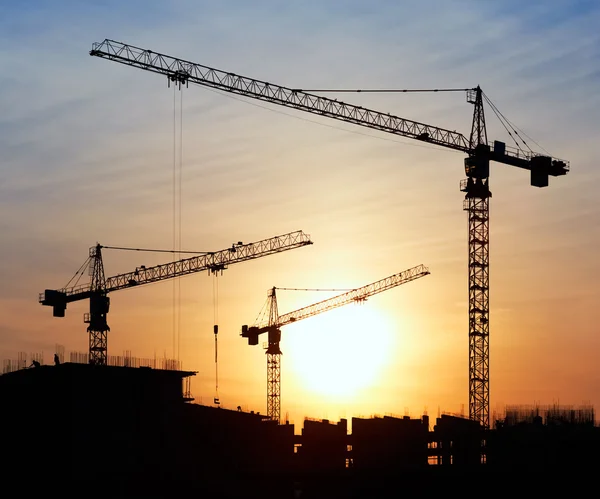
177, 87, 184, 363
172, 84, 177, 363
213, 274, 219, 400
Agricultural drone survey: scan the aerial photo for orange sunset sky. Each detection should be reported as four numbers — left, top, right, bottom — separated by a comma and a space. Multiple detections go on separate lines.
1, 1, 599, 429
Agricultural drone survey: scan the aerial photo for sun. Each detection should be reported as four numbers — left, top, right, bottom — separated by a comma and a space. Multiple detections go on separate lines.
282, 303, 395, 399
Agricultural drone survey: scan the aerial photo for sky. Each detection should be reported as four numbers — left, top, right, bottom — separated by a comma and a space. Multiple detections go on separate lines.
1, 0, 599, 429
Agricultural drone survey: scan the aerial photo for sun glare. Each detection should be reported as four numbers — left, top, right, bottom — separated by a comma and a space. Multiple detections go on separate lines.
283, 304, 395, 399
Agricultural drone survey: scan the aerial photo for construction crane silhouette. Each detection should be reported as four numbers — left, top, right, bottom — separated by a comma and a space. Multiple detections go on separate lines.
89, 40, 570, 428
39, 230, 313, 365
241, 265, 430, 422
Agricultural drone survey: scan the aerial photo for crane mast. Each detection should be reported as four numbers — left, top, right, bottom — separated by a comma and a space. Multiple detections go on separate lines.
90, 39, 570, 429
265, 287, 280, 422
242, 264, 430, 422
463, 88, 491, 428
40, 230, 313, 365
87, 244, 109, 365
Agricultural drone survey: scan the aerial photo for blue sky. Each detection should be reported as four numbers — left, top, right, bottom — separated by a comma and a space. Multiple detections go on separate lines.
1, 0, 599, 424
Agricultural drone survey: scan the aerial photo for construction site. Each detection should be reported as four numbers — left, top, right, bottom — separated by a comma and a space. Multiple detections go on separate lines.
1, 356, 597, 496
1, 35, 594, 498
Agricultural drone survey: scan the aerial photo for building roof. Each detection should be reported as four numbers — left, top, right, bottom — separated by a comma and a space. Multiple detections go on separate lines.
0, 361, 196, 382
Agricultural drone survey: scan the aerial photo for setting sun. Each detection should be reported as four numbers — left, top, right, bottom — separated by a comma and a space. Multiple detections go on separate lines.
282, 304, 396, 398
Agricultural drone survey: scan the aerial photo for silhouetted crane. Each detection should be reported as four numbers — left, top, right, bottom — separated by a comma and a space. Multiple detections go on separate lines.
40, 230, 313, 365
89, 39, 569, 428
242, 265, 430, 422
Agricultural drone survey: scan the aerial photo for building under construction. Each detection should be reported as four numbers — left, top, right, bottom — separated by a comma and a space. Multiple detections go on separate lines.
1, 362, 597, 497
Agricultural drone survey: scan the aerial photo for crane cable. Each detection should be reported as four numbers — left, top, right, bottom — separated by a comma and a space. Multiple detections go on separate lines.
304, 87, 547, 157
99, 245, 209, 254
63, 242, 208, 292
252, 294, 271, 328
274, 286, 355, 292
63, 255, 94, 289
172, 84, 178, 363
178, 83, 183, 363
482, 92, 551, 157
213, 274, 220, 405
291, 88, 473, 93
172, 82, 184, 363
251, 286, 356, 327
482, 92, 530, 154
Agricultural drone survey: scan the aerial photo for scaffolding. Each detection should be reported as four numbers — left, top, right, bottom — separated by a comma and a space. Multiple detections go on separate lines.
2, 352, 44, 373
69, 350, 181, 370
2, 350, 181, 373
503, 404, 596, 427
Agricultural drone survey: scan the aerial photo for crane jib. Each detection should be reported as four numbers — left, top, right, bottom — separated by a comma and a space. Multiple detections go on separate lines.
39, 230, 313, 318
89, 40, 470, 153
89, 39, 569, 177
240, 264, 430, 345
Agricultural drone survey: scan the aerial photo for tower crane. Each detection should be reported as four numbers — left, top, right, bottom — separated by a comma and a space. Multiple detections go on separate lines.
241, 264, 430, 423
89, 40, 570, 428
39, 230, 313, 365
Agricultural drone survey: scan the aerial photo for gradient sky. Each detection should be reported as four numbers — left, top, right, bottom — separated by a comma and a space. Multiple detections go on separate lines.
1, 0, 599, 428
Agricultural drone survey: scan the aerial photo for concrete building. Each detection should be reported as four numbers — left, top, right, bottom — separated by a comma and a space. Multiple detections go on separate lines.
351, 415, 429, 471
298, 418, 348, 472
430, 414, 482, 466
